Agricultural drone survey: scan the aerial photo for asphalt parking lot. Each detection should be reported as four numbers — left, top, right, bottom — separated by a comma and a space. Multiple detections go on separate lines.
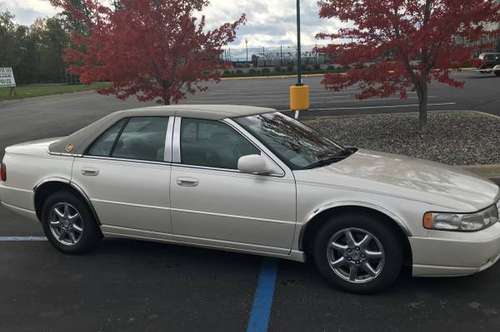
1, 73, 500, 331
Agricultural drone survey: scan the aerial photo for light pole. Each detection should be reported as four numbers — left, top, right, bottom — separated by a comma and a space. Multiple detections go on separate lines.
296, 0, 302, 85
289, 0, 309, 119
245, 38, 249, 63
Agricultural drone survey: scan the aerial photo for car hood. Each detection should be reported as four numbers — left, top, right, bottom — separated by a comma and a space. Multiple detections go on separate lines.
293, 149, 499, 211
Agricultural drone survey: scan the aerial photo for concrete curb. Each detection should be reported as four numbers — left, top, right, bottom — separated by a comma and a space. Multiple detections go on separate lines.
0, 89, 97, 105
221, 73, 325, 81
226, 67, 477, 80
471, 111, 500, 120
460, 164, 500, 181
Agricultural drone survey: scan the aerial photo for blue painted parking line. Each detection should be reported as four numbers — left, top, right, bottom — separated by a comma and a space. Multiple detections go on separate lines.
246, 258, 278, 332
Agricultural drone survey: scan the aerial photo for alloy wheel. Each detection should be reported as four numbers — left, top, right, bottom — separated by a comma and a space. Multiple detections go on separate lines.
48, 202, 84, 246
326, 227, 385, 284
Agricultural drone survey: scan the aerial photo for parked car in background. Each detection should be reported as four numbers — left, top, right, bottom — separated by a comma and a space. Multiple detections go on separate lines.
1, 105, 499, 293
473, 52, 500, 76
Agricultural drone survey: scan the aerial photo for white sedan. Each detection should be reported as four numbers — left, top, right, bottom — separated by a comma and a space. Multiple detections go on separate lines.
1, 105, 499, 293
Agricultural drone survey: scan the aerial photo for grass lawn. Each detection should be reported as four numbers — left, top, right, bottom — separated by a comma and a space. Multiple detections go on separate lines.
0, 82, 110, 101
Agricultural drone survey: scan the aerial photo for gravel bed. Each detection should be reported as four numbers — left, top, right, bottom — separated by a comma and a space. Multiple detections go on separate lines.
305, 111, 500, 166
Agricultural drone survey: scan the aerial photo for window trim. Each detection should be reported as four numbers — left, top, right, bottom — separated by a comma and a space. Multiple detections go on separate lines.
172, 116, 286, 177
109, 118, 129, 157
84, 116, 174, 163
83, 118, 128, 158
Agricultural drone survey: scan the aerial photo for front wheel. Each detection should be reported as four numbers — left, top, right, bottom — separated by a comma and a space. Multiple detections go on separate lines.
313, 213, 403, 294
495, 71, 500, 77
41, 191, 102, 254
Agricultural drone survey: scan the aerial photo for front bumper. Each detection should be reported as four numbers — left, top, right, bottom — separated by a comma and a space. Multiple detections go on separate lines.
410, 222, 500, 277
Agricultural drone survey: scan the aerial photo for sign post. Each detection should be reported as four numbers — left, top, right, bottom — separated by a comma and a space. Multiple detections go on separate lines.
0, 67, 17, 97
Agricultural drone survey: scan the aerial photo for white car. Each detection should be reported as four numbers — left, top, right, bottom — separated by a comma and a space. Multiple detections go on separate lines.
1, 105, 499, 293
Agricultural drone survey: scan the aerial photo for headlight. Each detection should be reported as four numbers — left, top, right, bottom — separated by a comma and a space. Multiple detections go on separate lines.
423, 203, 499, 232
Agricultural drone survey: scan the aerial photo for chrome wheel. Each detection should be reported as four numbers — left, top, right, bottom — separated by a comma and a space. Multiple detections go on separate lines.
327, 227, 385, 284
48, 202, 84, 246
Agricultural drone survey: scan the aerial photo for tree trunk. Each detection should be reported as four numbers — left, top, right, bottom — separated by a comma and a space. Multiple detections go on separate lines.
161, 90, 171, 105
417, 81, 428, 131
161, 80, 171, 105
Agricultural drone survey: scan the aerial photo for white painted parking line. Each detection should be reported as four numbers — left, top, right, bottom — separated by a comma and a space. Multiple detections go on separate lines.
0, 236, 47, 241
191, 95, 438, 103
309, 102, 456, 111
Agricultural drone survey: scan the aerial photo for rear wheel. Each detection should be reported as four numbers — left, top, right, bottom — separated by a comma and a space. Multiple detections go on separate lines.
313, 213, 403, 294
41, 191, 102, 254
495, 71, 500, 77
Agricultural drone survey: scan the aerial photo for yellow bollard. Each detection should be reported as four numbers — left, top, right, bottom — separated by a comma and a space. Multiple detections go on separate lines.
290, 85, 310, 111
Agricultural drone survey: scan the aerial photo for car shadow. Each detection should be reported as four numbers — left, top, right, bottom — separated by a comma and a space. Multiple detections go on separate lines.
270, 258, 500, 331
0, 238, 261, 332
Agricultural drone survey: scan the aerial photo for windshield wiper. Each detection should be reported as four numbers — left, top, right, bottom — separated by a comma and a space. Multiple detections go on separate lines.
304, 147, 358, 169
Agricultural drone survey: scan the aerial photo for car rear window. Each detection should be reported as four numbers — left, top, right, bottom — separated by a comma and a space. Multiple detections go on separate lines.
86, 117, 169, 162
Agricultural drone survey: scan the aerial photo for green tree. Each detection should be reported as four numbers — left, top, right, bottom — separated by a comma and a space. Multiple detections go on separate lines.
0, 11, 17, 67
54, 0, 92, 35
14, 23, 39, 83
38, 17, 69, 82
0, 12, 70, 84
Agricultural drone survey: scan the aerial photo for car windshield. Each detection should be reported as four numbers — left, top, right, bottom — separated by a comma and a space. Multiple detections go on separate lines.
235, 112, 353, 170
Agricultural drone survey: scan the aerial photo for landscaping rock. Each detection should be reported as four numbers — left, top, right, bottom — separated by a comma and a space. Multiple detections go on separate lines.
305, 111, 500, 166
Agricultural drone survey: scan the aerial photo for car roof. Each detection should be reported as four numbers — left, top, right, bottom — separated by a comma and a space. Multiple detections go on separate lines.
49, 105, 276, 155
113, 104, 276, 120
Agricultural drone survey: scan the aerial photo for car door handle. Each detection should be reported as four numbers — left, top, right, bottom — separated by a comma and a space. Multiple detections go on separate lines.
81, 168, 99, 176
176, 177, 199, 187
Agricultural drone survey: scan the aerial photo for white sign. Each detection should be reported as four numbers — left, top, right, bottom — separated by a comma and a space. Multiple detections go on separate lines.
0, 67, 16, 88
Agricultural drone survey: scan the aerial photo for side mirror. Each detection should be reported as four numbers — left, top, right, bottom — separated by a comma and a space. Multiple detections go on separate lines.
238, 154, 271, 175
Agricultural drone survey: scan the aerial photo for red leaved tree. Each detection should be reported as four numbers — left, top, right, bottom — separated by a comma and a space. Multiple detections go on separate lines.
50, 0, 245, 104
318, 0, 500, 129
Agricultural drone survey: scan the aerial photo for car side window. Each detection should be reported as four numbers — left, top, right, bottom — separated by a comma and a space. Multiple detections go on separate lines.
86, 119, 127, 157
111, 117, 170, 162
180, 118, 260, 169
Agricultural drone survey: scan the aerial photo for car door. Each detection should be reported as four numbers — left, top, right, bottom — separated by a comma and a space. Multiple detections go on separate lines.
71, 116, 174, 235
170, 116, 296, 255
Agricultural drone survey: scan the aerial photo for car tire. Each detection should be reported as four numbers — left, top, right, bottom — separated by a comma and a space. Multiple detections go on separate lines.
41, 191, 102, 254
313, 213, 403, 294
495, 71, 500, 77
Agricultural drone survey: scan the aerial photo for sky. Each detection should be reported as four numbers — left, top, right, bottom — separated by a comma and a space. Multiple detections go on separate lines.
0, 0, 341, 48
